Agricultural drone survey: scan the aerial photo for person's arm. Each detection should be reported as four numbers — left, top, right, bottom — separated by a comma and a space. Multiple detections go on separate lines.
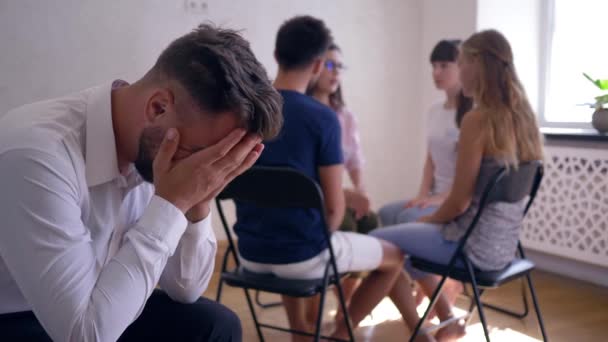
0, 148, 188, 342
417, 152, 435, 197
158, 217, 217, 303
347, 168, 364, 191
319, 164, 346, 230
404, 152, 436, 208
343, 110, 365, 192
421, 110, 485, 223
0, 129, 261, 342
318, 111, 346, 231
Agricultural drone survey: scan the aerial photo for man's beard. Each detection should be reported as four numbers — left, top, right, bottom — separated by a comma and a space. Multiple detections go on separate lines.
134, 126, 165, 184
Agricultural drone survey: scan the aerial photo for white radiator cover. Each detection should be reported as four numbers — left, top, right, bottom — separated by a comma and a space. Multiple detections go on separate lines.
523, 145, 608, 268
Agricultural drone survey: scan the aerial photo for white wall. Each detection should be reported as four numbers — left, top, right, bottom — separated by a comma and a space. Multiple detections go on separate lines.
0, 0, 424, 239
419, 0, 477, 113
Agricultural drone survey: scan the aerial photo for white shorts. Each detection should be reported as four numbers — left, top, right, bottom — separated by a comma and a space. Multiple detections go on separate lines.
239, 231, 384, 280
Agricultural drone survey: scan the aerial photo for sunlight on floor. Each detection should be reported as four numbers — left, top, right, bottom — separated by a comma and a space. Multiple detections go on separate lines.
461, 324, 541, 342
358, 297, 469, 327
355, 297, 541, 342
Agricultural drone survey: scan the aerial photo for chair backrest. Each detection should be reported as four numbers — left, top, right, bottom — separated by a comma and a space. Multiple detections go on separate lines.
217, 166, 325, 211
457, 160, 544, 258
215, 166, 330, 269
481, 160, 544, 209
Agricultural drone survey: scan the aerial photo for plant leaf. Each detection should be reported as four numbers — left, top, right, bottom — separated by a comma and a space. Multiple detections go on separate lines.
583, 72, 608, 90
598, 79, 608, 90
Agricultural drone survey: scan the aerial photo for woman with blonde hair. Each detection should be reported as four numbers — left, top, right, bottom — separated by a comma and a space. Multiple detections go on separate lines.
366, 29, 544, 341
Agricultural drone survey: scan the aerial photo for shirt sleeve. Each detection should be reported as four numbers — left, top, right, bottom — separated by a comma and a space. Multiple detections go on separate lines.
158, 213, 217, 303
0, 148, 188, 342
318, 110, 344, 166
342, 109, 365, 172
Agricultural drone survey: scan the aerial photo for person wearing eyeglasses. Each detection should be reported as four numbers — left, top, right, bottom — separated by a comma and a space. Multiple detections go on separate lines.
306, 44, 379, 313
233, 17, 405, 342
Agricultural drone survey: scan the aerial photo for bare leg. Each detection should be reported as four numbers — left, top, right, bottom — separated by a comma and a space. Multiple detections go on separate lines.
418, 276, 466, 341
338, 276, 360, 303
386, 271, 435, 342
333, 276, 361, 325
282, 295, 315, 342
332, 241, 404, 339
444, 279, 464, 306
416, 278, 463, 320
305, 294, 320, 329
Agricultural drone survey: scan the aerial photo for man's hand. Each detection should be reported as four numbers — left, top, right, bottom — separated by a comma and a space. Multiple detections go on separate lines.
153, 128, 264, 216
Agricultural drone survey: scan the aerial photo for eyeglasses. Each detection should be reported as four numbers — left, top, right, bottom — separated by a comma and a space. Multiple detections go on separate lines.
324, 60, 346, 72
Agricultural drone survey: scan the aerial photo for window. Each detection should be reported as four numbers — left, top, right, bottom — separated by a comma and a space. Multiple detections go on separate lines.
541, 0, 608, 127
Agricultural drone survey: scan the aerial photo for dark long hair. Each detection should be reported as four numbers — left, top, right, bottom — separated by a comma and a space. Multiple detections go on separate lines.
430, 39, 473, 127
307, 43, 345, 111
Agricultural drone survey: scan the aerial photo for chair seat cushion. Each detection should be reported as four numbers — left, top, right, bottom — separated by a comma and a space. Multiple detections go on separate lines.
222, 267, 341, 297
410, 257, 535, 288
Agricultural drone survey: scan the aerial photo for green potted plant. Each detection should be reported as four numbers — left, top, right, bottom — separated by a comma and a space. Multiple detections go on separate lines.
583, 72, 608, 133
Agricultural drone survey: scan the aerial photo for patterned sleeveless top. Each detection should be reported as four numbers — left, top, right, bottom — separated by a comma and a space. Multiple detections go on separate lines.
442, 158, 526, 271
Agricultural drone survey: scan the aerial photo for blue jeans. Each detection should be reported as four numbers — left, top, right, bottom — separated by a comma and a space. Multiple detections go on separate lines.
378, 200, 438, 226
370, 223, 458, 280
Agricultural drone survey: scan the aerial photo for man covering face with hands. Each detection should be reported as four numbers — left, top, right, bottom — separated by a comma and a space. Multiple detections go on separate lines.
0, 24, 282, 342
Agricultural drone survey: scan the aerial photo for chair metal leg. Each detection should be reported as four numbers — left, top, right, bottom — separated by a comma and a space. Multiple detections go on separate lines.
216, 279, 224, 302
314, 282, 329, 342
254, 290, 283, 309
409, 275, 449, 342
462, 278, 530, 319
216, 247, 233, 303
243, 288, 265, 342
334, 278, 355, 342
465, 260, 491, 342
526, 273, 549, 342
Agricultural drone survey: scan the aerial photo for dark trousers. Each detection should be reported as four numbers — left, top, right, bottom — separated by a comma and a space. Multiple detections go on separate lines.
339, 208, 379, 234
0, 290, 242, 342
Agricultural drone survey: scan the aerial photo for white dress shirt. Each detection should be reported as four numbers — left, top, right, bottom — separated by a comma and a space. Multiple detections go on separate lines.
0, 82, 217, 342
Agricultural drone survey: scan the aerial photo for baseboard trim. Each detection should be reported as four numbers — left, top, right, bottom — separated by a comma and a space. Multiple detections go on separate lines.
525, 248, 608, 288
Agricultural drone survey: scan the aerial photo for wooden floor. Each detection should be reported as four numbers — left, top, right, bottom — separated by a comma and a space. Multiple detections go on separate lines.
205, 251, 608, 341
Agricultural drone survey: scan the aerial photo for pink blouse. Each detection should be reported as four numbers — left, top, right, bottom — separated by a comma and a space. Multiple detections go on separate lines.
336, 108, 365, 172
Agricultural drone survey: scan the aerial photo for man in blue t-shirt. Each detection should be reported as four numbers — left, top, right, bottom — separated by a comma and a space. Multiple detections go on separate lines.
233, 16, 405, 341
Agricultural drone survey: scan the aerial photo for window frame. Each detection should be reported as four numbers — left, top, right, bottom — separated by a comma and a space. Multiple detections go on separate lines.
538, 0, 595, 129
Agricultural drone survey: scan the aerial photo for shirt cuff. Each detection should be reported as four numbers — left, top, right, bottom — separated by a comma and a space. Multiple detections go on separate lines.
185, 211, 215, 240
137, 195, 188, 253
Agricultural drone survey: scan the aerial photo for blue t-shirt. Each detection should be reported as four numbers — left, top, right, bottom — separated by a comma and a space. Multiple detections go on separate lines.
234, 90, 343, 264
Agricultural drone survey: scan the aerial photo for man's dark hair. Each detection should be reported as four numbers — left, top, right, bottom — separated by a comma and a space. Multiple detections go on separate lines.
275, 16, 333, 70
152, 23, 283, 140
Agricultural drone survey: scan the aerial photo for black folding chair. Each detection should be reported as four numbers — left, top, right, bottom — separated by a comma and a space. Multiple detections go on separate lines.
215, 166, 355, 342
409, 161, 548, 342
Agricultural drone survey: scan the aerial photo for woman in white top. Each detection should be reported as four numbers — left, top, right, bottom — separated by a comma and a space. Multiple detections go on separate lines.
379, 40, 472, 227
378, 40, 472, 312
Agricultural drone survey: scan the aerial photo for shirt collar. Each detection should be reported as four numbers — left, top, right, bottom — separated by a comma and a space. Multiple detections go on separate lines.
84, 80, 128, 187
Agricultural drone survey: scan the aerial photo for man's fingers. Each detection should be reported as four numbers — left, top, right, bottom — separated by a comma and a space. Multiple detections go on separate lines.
212, 134, 262, 173
218, 144, 264, 189
183, 129, 247, 169
153, 128, 179, 179
227, 144, 264, 179
200, 145, 264, 203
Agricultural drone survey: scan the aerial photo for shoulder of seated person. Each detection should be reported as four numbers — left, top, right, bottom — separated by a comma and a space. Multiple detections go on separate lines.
461, 109, 484, 127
